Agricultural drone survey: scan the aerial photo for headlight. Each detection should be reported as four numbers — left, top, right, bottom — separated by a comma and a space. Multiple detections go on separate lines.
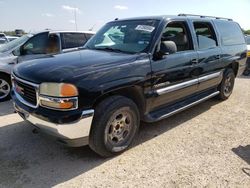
247, 51, 250, 57
40, 83, 78, 97
39, 83, 78, 110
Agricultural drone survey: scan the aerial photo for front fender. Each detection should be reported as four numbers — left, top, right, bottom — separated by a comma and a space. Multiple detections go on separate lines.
76, 57, 152, 109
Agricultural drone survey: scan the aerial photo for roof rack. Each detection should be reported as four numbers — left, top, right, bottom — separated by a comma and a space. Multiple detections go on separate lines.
178, 14, 233, 21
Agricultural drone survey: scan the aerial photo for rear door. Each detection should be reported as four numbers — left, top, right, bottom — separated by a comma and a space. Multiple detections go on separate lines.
191, 21, 223, 92
150, 20, 199, 111
60, 32, 88, 52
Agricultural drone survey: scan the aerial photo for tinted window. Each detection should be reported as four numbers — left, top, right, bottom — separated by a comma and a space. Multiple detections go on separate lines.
22, 32, 49, 55
162, 21, 193, 51
193, 22, 217, 50
47, 34, 60, 54
61, 33, 87, 49
85, 33, 94, 40
215, 21, 245, 46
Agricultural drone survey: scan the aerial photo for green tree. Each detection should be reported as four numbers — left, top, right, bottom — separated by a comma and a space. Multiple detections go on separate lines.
244, 30, 250, 35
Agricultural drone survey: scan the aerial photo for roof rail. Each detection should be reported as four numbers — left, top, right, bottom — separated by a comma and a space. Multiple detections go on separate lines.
178, 13, 233, 21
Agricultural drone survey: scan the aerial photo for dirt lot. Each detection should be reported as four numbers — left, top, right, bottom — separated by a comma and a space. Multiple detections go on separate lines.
0, 77, 250, 188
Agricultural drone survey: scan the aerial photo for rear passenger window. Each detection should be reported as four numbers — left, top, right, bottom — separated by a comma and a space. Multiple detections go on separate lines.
161, 21, 193, 52
61, 33, 87, 49
193, 22, 217, 50
214, 21, 245, 46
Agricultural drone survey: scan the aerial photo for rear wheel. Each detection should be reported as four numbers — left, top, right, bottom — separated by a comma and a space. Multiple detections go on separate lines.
89, 96, 140, 157
243, 68, 250, 76
217, 69, 235, 100
0, 74, 11, 102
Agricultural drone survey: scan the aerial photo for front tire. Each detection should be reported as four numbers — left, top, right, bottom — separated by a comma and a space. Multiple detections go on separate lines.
217, 69, 235, 100
0, 74, 11, 102
89, 96, 140, 157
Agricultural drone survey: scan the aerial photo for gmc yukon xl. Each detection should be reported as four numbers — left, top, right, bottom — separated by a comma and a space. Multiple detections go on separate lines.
12, 14, 247, 157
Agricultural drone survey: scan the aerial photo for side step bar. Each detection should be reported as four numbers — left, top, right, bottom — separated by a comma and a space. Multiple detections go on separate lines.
146, 90, 220, 122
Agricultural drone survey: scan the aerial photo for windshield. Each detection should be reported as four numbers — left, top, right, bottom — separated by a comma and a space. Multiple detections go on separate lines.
85, 19, 159, 54
0, 34, 32, 53
246, 36, 250, 45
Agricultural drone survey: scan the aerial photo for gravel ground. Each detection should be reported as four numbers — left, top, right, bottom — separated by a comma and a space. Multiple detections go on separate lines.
0, 77, 250, 188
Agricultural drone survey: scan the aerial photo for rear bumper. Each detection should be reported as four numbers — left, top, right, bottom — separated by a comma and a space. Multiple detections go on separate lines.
14, 102, 94, 147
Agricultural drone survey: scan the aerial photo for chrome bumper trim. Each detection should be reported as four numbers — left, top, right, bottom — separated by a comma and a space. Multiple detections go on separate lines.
15, 104, 94, 141
39, 95, 79, 111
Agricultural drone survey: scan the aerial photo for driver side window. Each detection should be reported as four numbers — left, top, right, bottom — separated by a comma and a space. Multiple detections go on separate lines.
161, 21, 193, 52
22, 32, 49, 55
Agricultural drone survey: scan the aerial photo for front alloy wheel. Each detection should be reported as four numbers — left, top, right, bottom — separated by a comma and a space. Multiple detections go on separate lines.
89, 96, 140, 157
105, 107, 134, 152
0, 76, 11, 102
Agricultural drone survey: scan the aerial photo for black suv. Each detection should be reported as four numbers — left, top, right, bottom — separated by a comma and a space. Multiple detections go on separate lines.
12, 14, 247, 157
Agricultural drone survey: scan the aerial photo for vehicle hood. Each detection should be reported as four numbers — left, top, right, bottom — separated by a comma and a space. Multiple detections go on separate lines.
13, 49, 143, 84
0, 53, 17, 66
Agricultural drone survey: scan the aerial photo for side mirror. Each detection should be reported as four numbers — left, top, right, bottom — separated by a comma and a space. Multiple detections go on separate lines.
159, 41, 177, 55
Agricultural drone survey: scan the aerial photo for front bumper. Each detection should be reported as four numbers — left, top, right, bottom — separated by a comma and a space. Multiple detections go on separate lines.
14, 102, 94, 147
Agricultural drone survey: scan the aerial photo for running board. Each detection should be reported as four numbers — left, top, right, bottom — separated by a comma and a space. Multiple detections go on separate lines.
146, 90, 220, 122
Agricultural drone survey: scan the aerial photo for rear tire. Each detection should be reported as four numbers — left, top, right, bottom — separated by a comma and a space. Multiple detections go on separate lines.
243, 68, 250, 76
217, 69, 235, 100
0, 74, 11, 102
89, 96, 140, 157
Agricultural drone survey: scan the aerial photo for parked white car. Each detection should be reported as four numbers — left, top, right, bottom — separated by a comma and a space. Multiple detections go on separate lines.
6, 36, 19, 42
0, 30, 95, 101
0, 38, 8, 47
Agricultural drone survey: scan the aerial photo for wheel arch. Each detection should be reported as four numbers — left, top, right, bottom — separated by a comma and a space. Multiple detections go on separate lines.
227, 61, 239, 76
0, 71, 11, 78
93, 86, 146, 118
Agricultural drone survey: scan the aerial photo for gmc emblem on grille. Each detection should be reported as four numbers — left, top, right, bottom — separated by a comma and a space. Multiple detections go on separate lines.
15, 84, 24, 95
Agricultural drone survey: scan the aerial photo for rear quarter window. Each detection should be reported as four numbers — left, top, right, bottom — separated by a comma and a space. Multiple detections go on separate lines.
215, 21, 245, 46
61, 33, 87, 49
85, 33, 94, 40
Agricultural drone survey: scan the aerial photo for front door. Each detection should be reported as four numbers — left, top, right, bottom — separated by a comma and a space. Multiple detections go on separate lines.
150, 21, 199, 111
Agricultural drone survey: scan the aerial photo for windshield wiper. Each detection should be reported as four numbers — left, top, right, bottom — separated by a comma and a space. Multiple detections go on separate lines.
94, 47, 135, 54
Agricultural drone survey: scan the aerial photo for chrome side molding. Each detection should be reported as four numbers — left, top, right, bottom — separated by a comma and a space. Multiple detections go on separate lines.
156, 71, 222, 95
156, 79, 197, 95
198, 71, 222, 83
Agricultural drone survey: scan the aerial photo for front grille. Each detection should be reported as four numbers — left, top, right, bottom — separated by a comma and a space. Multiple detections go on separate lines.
13, 77, 38, 107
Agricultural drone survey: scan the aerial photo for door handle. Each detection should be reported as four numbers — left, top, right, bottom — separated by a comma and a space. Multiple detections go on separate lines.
191, 59, 199, 64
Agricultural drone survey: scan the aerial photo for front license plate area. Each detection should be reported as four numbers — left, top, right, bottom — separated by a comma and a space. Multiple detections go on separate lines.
14, 103, 29, 120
